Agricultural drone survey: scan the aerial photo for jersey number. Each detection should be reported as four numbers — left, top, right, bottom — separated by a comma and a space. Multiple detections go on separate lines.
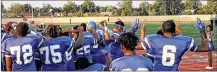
76, 45, 91, 55
40, 45, 62, 64
162, 45, 176, 66
10, 44, 33, 65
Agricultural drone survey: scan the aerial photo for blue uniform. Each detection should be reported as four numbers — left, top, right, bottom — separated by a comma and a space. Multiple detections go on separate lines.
1, 33, 12, 71
38, 36, 75, 71
1, 33, 12, 42
1, 35, 44, 71
110, 55, 153, 71
80, 63, 105, 71
108, 42, 124, 61
207, 32, 215, 51
75, 32, 95, 63
141, 34, 198, 71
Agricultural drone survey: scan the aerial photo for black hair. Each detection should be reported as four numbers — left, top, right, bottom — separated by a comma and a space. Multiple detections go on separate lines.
80, 23, 86, 31
162, 20, 176, 33
206, 24, 213, 31
157, 29, 164, 36
15, 22, 29, 37
75, 57, 92, 70
73, 25, 79, 30
115, 21, 125, 27
45, 25, 60, 38
118, 32, 138, 51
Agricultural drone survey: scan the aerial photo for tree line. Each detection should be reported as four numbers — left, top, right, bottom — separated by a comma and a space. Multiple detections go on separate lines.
1, 0, 217, 17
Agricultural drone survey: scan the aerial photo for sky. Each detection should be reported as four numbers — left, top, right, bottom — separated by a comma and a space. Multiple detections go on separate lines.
2, 1, 207, 9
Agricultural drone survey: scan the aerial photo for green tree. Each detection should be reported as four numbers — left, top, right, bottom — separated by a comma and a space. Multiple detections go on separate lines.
81, 0, 95, 13
120, 0, 132, 16
138, 2, 150, 16
100, 6, 107, 12
63, 2, 77, 13
184, 0, 202, 14
170, 0, 184, 15
95, 6, 100, 13
10, 3, 24, 17
207, 0, 217, 14
151, 0, 164, 15
41, 3, 53, 12
23, 3, 32, 12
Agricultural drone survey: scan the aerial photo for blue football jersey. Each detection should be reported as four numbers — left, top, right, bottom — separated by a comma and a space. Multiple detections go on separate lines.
1, 35, 44, 71
80, 63, 105, 71
141, 34, 198, 71
1, 33, 12, 71
108, 42, 124, 61
75, 32, 95, 63
90, 29, 107, 65
110, 55, 153, 71
1, 33, 12, 42
39, 36, 75, 71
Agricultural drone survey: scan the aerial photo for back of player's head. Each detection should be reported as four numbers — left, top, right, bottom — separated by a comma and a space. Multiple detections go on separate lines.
162, 20, 176, 33
157, 29, 164, 35
73, 25, 79, 30
15, 22, 29, 37
115, 21, 125, 28
45, 25, 60, 38
75, 57, 91, 70
118, 32, 138, 51
80, 23, 86, 31
99, 21, 105, 26
87, 21, 97, 30
206, 24, 213, 31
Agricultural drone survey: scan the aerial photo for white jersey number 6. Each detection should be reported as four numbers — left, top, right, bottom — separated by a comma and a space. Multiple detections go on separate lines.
162, 45, 176, 66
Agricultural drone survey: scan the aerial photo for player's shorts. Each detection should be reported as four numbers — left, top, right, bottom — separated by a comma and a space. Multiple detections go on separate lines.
209, 42, 215, 51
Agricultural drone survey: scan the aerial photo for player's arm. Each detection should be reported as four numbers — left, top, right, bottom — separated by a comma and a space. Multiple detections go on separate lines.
103, 20, 115, 42
136, 24, 146, 50
211, 32, 214, 42
5, 57, 12, 71
62, 29, 78, 33
74, 26, 84, 49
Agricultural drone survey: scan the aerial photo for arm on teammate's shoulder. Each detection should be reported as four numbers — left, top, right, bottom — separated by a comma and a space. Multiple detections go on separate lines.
5, 57, 12, 71
74, 27, 84, 49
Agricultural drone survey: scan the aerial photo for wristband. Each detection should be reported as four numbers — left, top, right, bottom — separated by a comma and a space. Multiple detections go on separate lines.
104, 27, 108, 31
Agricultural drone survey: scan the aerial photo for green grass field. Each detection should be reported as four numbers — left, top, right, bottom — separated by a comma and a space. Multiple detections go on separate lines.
30, 23, 217, 50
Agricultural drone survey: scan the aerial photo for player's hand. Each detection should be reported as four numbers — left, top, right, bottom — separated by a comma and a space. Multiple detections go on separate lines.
175, 23, 182, 35
103, 19, 107, 26
141, 24, 147, 34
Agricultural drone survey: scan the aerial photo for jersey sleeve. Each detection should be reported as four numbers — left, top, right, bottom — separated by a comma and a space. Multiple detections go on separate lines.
111, 33, 120, 42
186, 37, 198, 52
141, 37, 151, 49
1, 39, 11, 57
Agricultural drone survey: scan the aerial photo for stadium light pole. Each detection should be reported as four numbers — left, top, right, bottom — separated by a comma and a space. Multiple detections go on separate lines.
32, 7, 33, 20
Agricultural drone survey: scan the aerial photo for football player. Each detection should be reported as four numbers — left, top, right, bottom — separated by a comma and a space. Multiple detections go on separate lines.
74, 22, 98, 64
2, 22, 44, 71
75, 57, 105, 71
38, 25, 83, 71
110, 32, 153, 71
137, 20, 209, 71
